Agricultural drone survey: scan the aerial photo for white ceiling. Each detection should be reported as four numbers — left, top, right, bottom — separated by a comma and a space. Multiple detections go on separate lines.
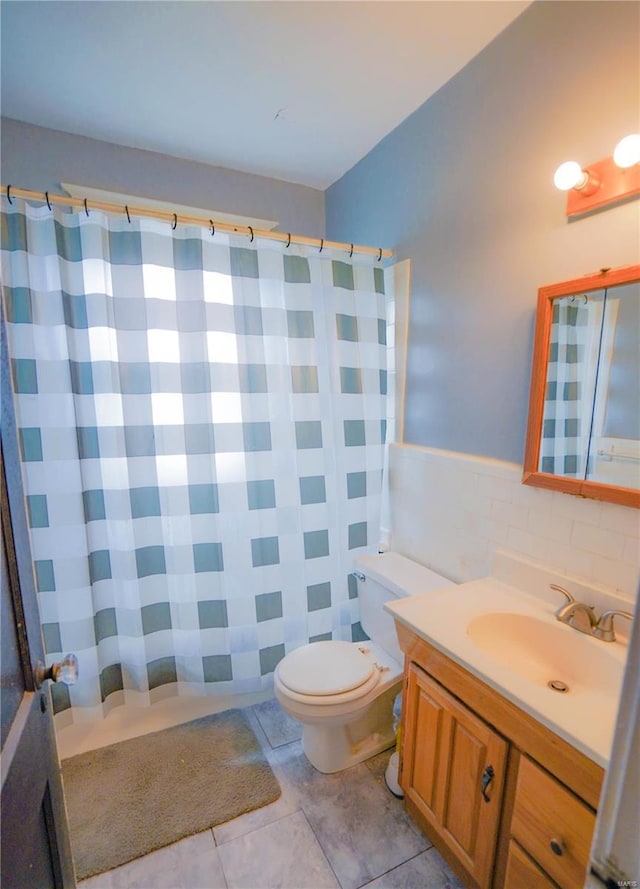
1, 1, 530, 190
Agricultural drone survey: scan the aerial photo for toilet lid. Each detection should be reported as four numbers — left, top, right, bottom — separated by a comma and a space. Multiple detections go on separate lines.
277, 641, 376, 696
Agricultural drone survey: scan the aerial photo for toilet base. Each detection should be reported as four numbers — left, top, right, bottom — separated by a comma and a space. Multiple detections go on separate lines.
300, 685, 399, 773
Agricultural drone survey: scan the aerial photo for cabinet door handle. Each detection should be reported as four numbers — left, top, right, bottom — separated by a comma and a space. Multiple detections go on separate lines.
549, 838, 565, 856
481, 764, 495, 802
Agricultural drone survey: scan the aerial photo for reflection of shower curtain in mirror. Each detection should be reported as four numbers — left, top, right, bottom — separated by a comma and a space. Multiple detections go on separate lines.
539, 299, 591, 477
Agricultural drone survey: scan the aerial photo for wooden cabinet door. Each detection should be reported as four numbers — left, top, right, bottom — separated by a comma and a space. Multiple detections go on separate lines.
402, 662, 508, 889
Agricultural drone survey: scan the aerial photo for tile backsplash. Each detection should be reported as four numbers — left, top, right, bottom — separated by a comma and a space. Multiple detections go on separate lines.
388, 443, 639, 603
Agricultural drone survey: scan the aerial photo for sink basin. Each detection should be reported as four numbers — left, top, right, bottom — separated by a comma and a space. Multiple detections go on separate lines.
466, 612, 623, 694
386, 575, 629, 763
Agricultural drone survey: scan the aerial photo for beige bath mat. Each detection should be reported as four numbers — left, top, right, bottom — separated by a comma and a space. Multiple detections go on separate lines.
61, 708, 281, 880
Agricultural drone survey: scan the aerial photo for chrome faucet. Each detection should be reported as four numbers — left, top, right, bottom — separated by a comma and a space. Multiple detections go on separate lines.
593, 610, 634, 642
551, 585, 597, 635
550, 585, 634, 642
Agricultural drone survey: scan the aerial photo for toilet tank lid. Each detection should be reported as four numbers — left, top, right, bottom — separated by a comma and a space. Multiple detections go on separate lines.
354, 552, 455, 598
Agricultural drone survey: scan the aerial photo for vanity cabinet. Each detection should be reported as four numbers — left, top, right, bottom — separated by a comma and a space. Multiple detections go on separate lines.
395, 623, 602, 889
403, 663, 507, 889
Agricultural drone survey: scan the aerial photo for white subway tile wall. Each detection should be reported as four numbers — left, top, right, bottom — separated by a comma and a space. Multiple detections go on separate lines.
389, 443, 639, 602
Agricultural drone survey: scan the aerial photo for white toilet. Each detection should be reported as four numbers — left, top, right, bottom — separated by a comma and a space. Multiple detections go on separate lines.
274, 551, 454, 773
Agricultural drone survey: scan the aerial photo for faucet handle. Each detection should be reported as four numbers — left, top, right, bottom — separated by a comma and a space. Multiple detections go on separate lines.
550, 584, 575, 607
593, 610, 633, 642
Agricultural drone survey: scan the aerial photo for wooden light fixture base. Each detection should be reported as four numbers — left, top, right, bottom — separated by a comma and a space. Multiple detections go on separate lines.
566, 155, 640, 217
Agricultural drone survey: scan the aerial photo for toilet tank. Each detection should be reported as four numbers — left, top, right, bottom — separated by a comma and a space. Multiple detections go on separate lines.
354, 552, 455, 664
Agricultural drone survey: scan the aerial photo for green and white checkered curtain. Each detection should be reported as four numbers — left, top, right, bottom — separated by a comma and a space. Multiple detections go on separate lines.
1, 197, 393, 724
539, 298, 590, 477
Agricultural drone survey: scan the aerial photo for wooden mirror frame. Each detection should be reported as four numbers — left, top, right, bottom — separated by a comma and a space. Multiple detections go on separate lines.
523, 264, 640, 509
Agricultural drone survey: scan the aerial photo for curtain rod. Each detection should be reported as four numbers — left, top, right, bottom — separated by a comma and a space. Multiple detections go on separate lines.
1, 185, 393, 261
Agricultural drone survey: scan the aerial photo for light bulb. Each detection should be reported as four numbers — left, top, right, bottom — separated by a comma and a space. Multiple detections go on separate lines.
553, 161, 589, 191
613, 134, 640, 168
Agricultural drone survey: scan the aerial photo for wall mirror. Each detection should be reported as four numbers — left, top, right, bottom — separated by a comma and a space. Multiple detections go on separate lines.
523, 264, 640, 508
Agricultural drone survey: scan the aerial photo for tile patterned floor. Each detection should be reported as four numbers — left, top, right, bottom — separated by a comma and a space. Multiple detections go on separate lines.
79, 700, 463, 889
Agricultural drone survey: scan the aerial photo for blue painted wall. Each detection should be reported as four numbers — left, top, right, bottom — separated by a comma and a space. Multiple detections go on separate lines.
326, 1, 640, 464
1, 118, 325, 238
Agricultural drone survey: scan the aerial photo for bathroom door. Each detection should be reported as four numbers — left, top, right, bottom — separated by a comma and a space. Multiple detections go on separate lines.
1, 321, 76, 888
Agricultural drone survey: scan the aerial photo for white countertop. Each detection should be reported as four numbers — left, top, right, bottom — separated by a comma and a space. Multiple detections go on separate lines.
385, 577, 629, 767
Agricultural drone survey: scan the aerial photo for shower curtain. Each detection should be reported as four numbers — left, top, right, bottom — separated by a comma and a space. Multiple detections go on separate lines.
1, 197, 393, 724
539, 297, 590, 477
540, 295, 608, 480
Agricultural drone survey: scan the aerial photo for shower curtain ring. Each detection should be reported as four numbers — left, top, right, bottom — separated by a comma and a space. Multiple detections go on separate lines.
84, 198, 90, 217
319, 238, 324, 253
125, 205, 131, 223
248, 226, 254, 243
6, 185, 13, 204
45, 192, 52, 211
285, 232, 291, 248
172, 213, 177, 231
209, 220, 215, 237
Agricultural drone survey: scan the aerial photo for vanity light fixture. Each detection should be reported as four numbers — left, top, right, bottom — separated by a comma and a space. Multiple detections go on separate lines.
554, 133, 640, 217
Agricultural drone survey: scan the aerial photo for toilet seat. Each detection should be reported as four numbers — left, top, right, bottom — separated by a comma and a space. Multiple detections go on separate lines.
275, 641, 383, 705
